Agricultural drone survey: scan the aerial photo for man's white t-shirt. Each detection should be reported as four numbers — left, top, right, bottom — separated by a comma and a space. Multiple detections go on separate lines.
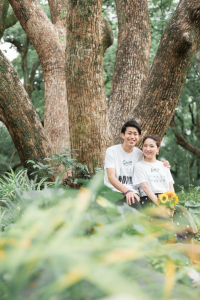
104, 144, 143, 194
133, 160, 174, 197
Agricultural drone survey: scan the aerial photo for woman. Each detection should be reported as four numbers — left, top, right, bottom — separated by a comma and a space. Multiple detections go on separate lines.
133, 134, 197, 241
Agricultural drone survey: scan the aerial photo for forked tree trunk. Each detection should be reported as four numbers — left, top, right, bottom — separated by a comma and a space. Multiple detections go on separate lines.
66, 0, 113, 167
127, 0, 200, 148
9, 0, 70, 154
0, 50, 52, 172
109, 0, 151, 144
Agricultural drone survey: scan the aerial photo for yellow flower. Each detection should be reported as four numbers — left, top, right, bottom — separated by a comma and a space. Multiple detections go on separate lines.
165, 191, 175, 201
165, 191, 179, 205
158, 193, 169, 204
171, 195, 178, 205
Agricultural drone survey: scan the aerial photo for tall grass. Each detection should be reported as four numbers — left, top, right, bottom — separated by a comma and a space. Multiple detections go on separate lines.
1, 174, 200, 300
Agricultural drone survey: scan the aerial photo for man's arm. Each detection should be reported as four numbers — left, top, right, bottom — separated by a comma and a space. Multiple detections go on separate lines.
106, 168, 140, 205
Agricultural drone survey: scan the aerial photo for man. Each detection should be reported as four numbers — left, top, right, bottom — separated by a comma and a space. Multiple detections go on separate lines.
104, 120, 169, 209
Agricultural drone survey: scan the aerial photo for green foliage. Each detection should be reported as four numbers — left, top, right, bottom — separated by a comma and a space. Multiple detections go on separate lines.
27, 148, 95, 184
0, 124, 20, 175
1, 175, 200, 299
0, 168, 50, 202
177, 185, 200, 231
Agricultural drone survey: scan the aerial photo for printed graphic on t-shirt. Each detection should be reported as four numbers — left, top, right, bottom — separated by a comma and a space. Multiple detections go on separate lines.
118, 165, 133, 185
122, 160, 132, 166
149, 168, 167, 184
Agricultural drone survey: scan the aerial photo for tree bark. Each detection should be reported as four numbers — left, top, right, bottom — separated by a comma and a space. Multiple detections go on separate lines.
122, 0, 200, 148
109, 0, 151, 144
66, 0, 113, 167
9, 0, 70, 154
0, 50, 52, 172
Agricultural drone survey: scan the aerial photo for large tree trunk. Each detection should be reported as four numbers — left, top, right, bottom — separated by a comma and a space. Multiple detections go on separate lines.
126, 0, 200, 148
0, 50, 52, 172
66, 0, 113, 167
9, 0, 70, 154
109, 0, 151, 144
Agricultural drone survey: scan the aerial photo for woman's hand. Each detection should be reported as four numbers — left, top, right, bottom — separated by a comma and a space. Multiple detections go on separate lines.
158, 206, 174, 218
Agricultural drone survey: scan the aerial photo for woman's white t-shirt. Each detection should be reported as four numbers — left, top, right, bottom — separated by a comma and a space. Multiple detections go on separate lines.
133, 160, 174, 197
104, 145, 143, 194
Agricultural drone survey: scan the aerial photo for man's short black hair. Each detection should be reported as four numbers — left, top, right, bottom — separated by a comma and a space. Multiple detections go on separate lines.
121, 120, 141, 135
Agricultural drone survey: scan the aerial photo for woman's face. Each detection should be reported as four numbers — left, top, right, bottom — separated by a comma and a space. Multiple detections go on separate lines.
143, 138, 160, 159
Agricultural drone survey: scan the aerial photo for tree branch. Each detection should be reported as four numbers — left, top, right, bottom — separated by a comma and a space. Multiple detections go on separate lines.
8, 0, 60, 62
4, 37, 24, 52
5, 10, 18, 29
21, 35, 30, 89
188, 103, 196, 127
170, 116, 200, 159
27, 59, 40, 98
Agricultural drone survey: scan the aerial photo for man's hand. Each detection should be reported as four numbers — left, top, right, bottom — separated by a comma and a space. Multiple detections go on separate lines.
161, 159, 171, 169
126, 191, 140, 205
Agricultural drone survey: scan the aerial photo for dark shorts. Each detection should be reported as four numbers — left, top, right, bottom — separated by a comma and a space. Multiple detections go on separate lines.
115, 195, 144, 211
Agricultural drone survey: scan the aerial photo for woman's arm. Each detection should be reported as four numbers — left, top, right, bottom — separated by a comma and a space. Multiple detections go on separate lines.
169, 182, 174, 192
140, 182, 159, 205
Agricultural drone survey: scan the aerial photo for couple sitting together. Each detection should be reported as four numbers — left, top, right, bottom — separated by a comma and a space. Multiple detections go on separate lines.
104, 120, 197, 241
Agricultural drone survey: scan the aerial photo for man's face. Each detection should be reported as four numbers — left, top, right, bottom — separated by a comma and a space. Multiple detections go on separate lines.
121, 127, 140, 147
